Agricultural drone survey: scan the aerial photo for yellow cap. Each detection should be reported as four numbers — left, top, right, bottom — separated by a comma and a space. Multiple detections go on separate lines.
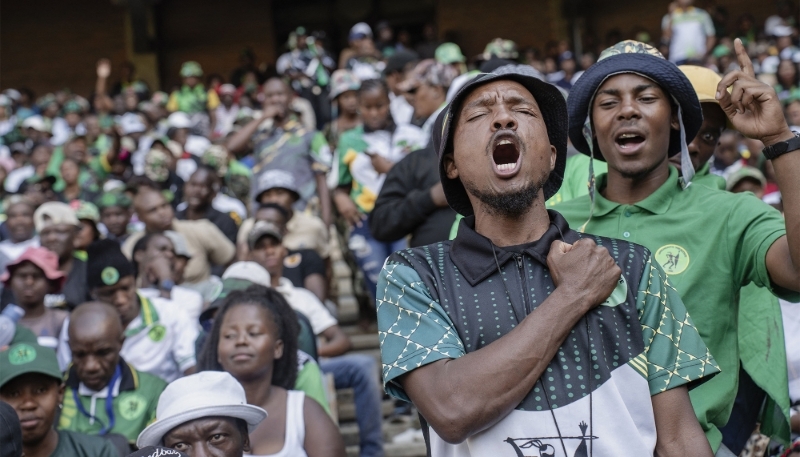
679, 65, 722, 104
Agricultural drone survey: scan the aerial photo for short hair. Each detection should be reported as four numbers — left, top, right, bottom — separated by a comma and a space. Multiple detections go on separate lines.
359, 78, 389, 98
198, 286, 299, 389
256, 203, 289, 222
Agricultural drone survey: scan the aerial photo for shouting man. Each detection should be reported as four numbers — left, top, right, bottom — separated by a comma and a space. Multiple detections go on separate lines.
376, 69, 718, 456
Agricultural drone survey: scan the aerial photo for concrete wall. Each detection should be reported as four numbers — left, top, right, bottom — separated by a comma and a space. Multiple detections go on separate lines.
0, 0, 128, 96
436, 0, 569, 58
155, 0, 276, 91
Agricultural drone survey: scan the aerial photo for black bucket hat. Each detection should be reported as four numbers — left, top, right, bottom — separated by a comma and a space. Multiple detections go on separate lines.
433, 70, 568, 216
567, 40, 703, 161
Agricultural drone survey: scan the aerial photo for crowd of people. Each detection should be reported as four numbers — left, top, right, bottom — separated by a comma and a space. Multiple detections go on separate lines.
1, 1, 800, 456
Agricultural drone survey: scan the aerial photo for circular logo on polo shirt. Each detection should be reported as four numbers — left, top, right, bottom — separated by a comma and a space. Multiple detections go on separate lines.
148, 324, 166, 342
8, 344, 36, 365
655, 244, 690, 275
101, 267, 120, 286
118, 392, 148, 421
284, 253, 302, 268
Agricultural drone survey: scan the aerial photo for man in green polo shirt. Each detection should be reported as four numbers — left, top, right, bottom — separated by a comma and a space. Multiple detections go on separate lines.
59, 301, 166, 446
555, 39, 800, 456
0, 342, 118, 457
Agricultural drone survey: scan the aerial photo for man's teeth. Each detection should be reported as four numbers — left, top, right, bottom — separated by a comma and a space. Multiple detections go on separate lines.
497, 163, 515, 171
618, 133, 638, 139
498, 139, 513, 145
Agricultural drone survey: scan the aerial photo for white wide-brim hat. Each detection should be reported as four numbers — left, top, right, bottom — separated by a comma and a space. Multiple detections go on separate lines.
136, 371, 267, 448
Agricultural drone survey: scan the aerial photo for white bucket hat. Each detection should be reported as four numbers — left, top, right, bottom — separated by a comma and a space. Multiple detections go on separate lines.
136, 371, 266, 448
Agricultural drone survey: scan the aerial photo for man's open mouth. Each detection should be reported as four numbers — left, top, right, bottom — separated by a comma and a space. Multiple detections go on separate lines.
615, 132, 645, 151
492, 137, 521, 174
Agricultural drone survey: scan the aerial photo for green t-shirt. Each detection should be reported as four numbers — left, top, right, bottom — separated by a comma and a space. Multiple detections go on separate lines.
59, 362, 166, 444
294, 351, 331, 415
692, 162, 726, 190
545, 153, 608, 208
51, 429, 119, 457
554, 166, 797, 450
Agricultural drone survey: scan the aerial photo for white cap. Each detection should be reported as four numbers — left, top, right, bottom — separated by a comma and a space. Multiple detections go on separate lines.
21, 115, 51, 133
773, 25, 794, 37
222, 261, 271, 287
118, 112, 147, 135
167, 112, 193, 129
349, 22, 373, 39
136, 371, 267, 448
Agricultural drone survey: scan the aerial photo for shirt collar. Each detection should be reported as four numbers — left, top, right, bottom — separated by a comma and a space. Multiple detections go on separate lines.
450, 210, 577, 286
592, 166, 680, 217
124, 293, 160, 337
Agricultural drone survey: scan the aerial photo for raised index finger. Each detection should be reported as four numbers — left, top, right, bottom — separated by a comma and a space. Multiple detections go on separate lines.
733, 38, 755, 77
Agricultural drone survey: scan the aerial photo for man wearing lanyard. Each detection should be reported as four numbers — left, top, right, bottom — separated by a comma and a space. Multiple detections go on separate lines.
59, 302, 166, 447
555, 40, 800, 455
58, 240, 199, 383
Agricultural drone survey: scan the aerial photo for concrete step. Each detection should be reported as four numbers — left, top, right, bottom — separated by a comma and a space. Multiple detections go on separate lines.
338, 397, 394, 422
338, 420, 417, 447
346, 441, 427, 457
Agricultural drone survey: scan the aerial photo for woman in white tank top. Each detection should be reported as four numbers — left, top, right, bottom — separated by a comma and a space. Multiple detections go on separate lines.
197, 286, 346, 457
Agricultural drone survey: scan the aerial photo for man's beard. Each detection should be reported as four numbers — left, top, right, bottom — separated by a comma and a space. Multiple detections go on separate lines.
462, 176, 547, 218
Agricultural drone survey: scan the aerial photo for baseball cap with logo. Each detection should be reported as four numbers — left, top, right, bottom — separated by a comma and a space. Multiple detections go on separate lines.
86, 239, 135, 290
329, 70, 361, 100
127, 447, 188, 457
34, 201, 80, 232
0, 342, 63, 389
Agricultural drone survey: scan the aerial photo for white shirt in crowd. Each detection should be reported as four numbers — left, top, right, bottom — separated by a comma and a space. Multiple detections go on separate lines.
57, 293, 199, 383
276, 277, 337, 336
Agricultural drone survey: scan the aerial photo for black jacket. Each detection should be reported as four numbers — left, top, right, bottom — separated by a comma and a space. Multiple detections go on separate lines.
369, 146, 457, 247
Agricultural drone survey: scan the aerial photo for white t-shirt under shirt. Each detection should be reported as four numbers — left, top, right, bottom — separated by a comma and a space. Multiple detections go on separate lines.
662, 6, 715, 63
58, 293, 199, 382
139, 285, 204, 326
276, 278, 336, 335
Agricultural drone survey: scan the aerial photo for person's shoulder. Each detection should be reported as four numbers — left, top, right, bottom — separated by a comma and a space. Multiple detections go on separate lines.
132, 366, 169, 392
337, 126, 366, 149
385, 241, 454, 271
56, 429, 117, 455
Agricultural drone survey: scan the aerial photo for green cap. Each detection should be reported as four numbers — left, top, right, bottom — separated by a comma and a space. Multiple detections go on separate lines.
0, 343, 63, 388
435, 43, 466, 64
71, 200, 100, 223
95, 191, 132, 210
726, 166, 767, 191
180, 61, 203, 78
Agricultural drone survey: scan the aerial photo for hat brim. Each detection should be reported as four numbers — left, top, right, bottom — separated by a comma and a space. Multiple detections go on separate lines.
136, 404, 266, 448
567, 53, 703, 161
434, 72, 568, 216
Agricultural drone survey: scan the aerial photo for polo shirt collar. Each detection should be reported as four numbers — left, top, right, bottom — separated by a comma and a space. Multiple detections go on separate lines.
124, 293, 160, 338
276, 277, 295, 297
592, 166, 681, 217
450, 210, 574, 286
66, 359, 137, 394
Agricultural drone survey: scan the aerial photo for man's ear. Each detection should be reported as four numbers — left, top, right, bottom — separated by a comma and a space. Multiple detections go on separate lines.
443, 153, 458, 180
671, 108, 680, 131
550, 144, 557, 172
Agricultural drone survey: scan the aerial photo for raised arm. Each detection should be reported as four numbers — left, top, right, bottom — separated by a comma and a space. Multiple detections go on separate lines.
396, 239, 621, 443
226, 107, 278, 155
717, 39, 800, 291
